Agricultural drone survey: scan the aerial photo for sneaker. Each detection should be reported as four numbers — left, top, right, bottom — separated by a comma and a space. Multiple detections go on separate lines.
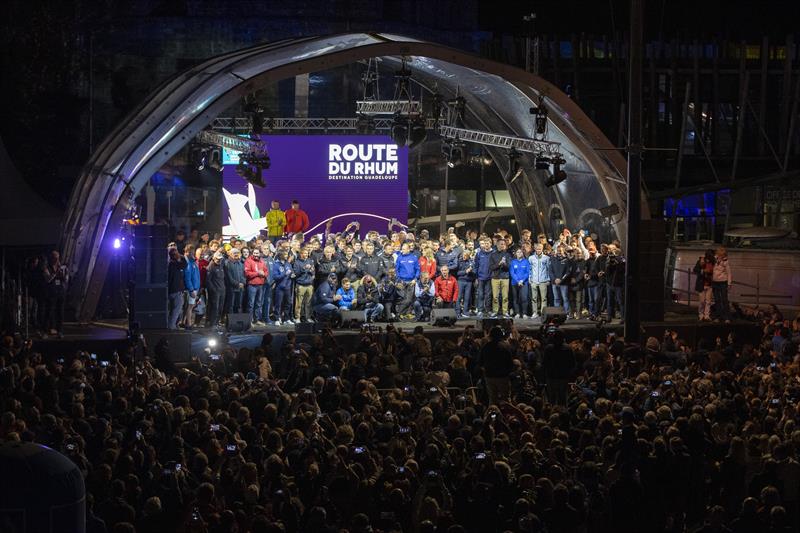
274, 320, 282, 326
531, 313, 540, 319
523, 315, 530, 320
251, 322, 259, 329
285, 320, 295, 325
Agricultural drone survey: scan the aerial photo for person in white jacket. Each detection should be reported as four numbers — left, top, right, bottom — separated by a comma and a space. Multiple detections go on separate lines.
712, 247, 732, 323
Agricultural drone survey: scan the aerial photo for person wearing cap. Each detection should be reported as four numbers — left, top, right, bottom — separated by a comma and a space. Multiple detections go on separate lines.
205, 252, 226, 328
313, 273, 341, 323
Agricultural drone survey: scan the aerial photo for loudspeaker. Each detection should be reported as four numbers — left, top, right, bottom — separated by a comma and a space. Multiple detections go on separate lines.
430, 308, 458, 327
133, 285, 168, 329
226, 313, 252, 333
134, 225, 169, 285
340, 310, 365, 328
543, 306, 567, 324
477, 317, 514, 333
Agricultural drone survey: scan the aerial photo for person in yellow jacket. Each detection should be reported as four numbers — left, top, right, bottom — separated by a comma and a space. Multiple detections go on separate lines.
265, 200, 287, 243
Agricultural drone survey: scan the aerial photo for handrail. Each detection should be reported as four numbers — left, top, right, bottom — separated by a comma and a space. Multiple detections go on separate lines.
667, 261, 766, 307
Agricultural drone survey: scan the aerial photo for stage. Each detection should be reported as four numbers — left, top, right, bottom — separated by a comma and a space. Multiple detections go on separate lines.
30, 315, 763, 363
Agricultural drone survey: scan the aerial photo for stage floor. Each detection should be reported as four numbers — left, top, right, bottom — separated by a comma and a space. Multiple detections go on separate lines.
29, 315, 763, 362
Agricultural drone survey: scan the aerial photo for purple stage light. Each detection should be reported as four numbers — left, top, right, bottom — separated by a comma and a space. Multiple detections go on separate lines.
113, 238, 121, 249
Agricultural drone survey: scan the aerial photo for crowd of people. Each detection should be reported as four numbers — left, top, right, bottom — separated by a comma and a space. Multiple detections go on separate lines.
165, 212, 629, 331
2, 299, 800, 532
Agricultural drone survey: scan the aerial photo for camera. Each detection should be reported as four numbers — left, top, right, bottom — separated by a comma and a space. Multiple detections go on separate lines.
399, 426, 410, 434
354, 446, 366, 454
209, 354, 220, 361
475, 452, 486, 460
210, 424, 220, 431
100, 361, 110, 367
651, 391, 660, 397
226, 444, 237, 453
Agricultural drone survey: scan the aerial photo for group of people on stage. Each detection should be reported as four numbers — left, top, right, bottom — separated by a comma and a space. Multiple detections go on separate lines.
165, 200, 628, 330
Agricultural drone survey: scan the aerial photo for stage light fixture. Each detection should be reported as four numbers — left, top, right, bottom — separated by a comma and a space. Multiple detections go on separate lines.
208, 338, 217, 348
531, 98, 548, 137
236, 152, 269, 188
535, 155, 551, 170
390, 114, 408, 146
545, 155, 567, 187
505, 148, 523, 182
408, 116, 427, 148
113, 238, 121, 249
445, 139, 464, 168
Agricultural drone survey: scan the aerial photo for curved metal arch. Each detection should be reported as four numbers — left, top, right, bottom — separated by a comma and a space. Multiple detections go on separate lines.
62, 32, 638, 320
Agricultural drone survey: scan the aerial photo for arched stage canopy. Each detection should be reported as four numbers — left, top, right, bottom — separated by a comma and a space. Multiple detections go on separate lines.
62, 32, 642, 320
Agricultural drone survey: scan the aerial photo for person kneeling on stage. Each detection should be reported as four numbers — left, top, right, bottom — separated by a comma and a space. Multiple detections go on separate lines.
312, 273, 341, 324
413, 271, 436, 322
336, 278, 357, 310
433, 265, 459, 310
356, 274, 384, 323
379, 267, 401, 321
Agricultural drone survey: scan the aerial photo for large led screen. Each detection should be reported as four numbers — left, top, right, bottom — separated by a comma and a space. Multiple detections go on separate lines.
222, 135, 408, 240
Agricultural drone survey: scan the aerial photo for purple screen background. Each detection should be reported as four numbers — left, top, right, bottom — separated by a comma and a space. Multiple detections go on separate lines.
222, 135, 408, 237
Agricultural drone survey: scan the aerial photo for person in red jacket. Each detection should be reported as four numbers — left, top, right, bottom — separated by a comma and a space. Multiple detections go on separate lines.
244, 248, 268, 325
284, 200, 309, 236
419, 247, 437, 280
434, 265, 459, 309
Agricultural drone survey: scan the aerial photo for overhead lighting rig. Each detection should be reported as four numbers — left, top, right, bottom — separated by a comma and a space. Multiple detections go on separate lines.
195, 129, 270, 187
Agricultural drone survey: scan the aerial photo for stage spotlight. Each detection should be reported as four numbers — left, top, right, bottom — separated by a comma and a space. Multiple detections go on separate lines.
531, 99, 548, 137
408, 117, 427, 148
534, 155, 551, 170
113, 238, 121, 249
545, 155, 567, 187
445, 140, 464, 168
236, 153, 268, 188
208, 338, 217, 348
390, 114, 408, 146
356, 114, 375, 135
505, 148, 523, 182
599, 203, 621, 218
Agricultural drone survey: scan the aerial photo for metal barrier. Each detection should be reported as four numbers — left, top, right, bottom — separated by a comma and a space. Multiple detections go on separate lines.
666, 266, 789, 308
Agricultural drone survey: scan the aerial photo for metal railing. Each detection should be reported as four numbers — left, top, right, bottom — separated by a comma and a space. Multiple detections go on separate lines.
666, 266, 791, 308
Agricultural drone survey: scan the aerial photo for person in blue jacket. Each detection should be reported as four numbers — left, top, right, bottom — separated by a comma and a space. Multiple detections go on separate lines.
183, 244, 201, 328
260, 245, 276, 325
473, 238, 493, 316
313, 273, 340, 323
510, 247, 531, 318
335, 278, 357, 310
394, 242, 420, 318
455, 249, 475, 317
271, 251, 294, 326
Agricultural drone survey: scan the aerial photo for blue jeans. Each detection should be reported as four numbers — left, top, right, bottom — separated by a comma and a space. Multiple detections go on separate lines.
553, 284, 570, 314
247, 285, 263, 322
168, 292, 184, 329
587, 285, 600, 315
274, 285, 292, 321
260, 283, 273, 323
365, 303, 385, 322
476, 279, 492, 313
606, 285, 624, 319
414, 301, 432, 321
456, 279, 473, 316
225, 287, 243, 314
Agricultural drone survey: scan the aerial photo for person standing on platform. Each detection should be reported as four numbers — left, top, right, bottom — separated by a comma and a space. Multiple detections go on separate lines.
568, 247, 586, 320
182, 244, 201, 329
42, 250, 69, 337
205, 251, 226, 328
260, 243, 276, 324
585, 244, 602, 320
271, 251, 294, 326
510, 247, 531, 319
549, 244, 572, 317
395, 242, 420, 320
604, 245, 625, 321
474, 238, 493, 317
693, 249, 715, 322
455, 248, 475, 318
358, 241, 385, 283
434, 265, 458, 311
167, 247, 187, 330
266, 200, 287, 244
224, 248, 245, 317
244, 248, 268, 326
284, 200, 309, 237
489, 239, 512, 318
315, 246, 339, 287
293, 247, 315, 323
712, 247, 733, 323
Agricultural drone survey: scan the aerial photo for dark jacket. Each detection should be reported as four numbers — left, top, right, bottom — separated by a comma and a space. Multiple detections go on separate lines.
543, 343, 576, 379
206, 261, 226, 292
357, 281, 381, 307
359, 253, 386, 281
435, 248, 460, 272
585, 255, 601, 288
481, 340, 514, 378
293, 258, 315, 285
168, 257, 187, 294
224, 258, 245, 288
379, 277, 400, 303
316, 257, 339, 285
489, 250, 512, 279
606, 254, 626, 287
474, 249, 493, 281
456, 256, 476, 281
338, 256, 361, 283
569, 257, 586, 291
548, 254, 572, 282
313, 281, 337, 306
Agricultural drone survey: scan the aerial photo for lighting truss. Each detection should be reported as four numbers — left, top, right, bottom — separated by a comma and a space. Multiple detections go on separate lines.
438, 125, 561, 157
210, 117, 440, 132
195, 130, 265, 153
355, 100, 422, 115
